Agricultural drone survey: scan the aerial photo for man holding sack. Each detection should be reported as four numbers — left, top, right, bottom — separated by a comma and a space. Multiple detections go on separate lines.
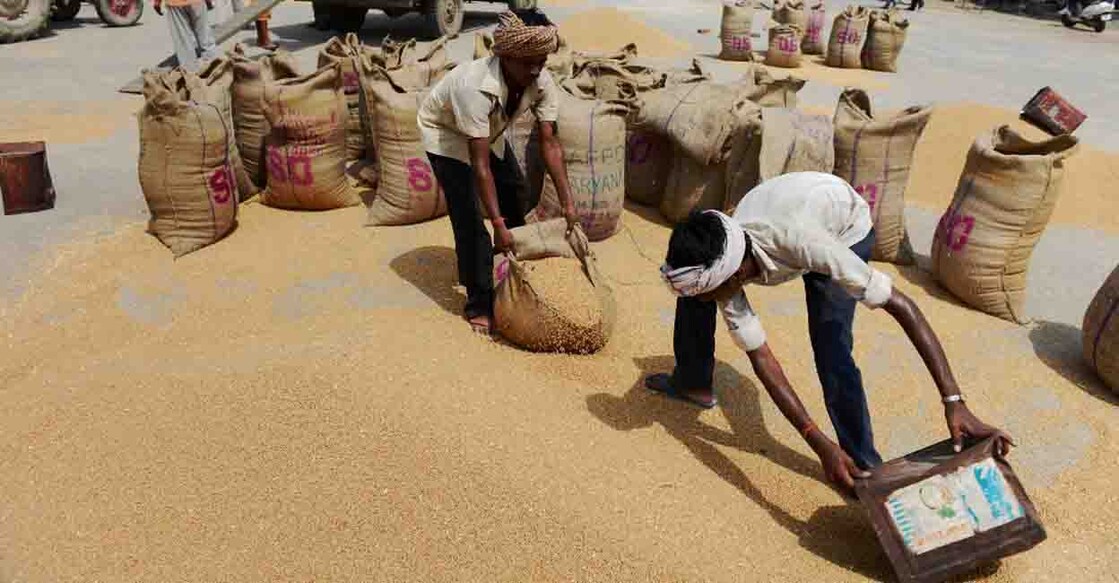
649, 172, 1014, 496
419, 9, 578, 337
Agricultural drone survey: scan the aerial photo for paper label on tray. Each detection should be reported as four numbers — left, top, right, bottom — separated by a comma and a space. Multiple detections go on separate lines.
885, 458, 1024, 555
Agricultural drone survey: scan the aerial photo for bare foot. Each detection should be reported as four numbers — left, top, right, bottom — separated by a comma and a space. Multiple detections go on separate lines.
466, 314, 493, 338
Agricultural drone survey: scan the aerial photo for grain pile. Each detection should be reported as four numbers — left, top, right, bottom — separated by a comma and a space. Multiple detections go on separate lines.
556, 8, 693, 58
0, 98, 141, 144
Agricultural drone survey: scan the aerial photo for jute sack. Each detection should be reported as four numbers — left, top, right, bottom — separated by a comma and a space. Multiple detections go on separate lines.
832, 88, 931, 264
366, 79, 447, 226
380, 35, 451, 90
231, 44, 301, 191
567, 60, 666, 101
1083, 265, 1119, 391
261, 63, 360, 210
139, 70, 237, 257
931, 126, 1079, 323
318, 33, 368, 161
632, 81, 751, 166
660, 145, 728, 224
759, 108, 834, 180
719, 0, 756, 62
773, 0, 808, 32
826, 5, 870, 69
531, 90, 628, 241
766, 24, 804, 68
194, 57, 255, 201
802, 3, 828, 55
723, 101, 765, 210
625, 130, 673, 207
737, 62, 805, 107
494, 221, 615, 354
509, 112, 544, 217
862, 10, 909, 73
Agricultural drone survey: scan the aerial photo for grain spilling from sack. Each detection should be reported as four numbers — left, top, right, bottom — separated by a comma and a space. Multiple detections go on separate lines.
766, 24, 804, 68
758, 108, 834, 180
931, 125, 1079, 323
532, 91, 628, 241
318, 34, 368, 161
194, 57, 255, 201
738, 62, 805, 107
1082, 264, 1119, 392
261, 63, 359, 210
862, 9, 908, 73
832, 88, 931, 264
138, 70, 237, 257
826, 5, 870, 69
231, 45, 301, 191
802, 3, 827, 55
719, 0, 756, 62
494, 221, 615, 353
366, 80, 446, 226
660, 148, 728, 223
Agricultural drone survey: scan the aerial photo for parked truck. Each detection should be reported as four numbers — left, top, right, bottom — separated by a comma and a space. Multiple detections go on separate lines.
307, 0, 535, 38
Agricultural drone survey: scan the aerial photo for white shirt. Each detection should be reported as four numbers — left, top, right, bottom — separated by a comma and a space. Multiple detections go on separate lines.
720, 172, 894, 352
417, 56, 560, 165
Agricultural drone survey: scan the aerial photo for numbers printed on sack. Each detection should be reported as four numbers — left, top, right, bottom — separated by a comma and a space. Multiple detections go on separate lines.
208, 165, 234, 204
405, 157, 434, 192
342, 71, 360, 94
855, 183, 879, 214
837, 29, 861, 45
777, 36, 799, 53
267, 146, 315, 186
725, 36, 751, 51
628, 133, 652, 165
937, 209, 975, 252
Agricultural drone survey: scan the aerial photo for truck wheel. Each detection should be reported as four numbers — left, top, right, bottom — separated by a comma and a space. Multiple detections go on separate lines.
0, 0, 50, 43
1092, 18, 1105, 32
422, 0, 461, 39
329, 5, 365, 32
382, 7, 407, 17
506, 0, 536, 9
93, 0, 141, 26
51, 0, 81, 21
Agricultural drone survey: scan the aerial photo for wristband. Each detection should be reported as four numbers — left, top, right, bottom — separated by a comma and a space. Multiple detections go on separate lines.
799, 421, 818, 439
942, 394, 964, 404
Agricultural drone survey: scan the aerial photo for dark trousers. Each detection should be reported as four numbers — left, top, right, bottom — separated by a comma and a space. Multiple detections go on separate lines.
671, 231, 883, 469
427, 144, 526, 320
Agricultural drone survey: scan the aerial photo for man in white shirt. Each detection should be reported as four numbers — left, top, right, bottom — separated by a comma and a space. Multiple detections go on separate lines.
419, 9, 577, 337
652, 172, 1013, 495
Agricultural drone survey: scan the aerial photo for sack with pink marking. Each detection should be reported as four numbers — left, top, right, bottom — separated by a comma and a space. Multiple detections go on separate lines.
826, 5, 870, 69
231, 44, 301, 191
802, 3, 827, 55
194, 56, 256, 202
261, 63, 360, 210
766, 23, 803, 68
719, 0, 756, 62
862, 9, 909, 73
932, 126, 1078, 323
139, 70, 238, 257
318, 33, 368, 161
832, 88, 931, 265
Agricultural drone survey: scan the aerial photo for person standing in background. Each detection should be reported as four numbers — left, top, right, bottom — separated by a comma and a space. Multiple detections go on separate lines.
153, 0, 219, 72
231, 0, 278, 50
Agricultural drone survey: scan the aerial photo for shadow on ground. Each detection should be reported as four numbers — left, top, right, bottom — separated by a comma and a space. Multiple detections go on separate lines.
270, 10, 499, 53
1029, 320, 1117, 405
389, 245, 463, 316
586, 355, 895, 581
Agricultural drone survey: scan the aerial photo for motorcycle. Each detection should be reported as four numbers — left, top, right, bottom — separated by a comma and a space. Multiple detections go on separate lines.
1059, 0, 1114, 32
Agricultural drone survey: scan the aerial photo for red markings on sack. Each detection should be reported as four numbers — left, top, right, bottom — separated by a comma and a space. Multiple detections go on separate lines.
405, 158, 434, 192
268, 147, 315, 186
628, 133, 653, 165
342, 72, 360, 94
937, 209, 975, 252
855, 183, 879, 214
837, 29, 861, 45
209, 165, 234, 204
725, 36, 751, 51
777, 36, 799, 53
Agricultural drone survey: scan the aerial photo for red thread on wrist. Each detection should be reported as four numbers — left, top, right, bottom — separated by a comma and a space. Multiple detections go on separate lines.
800, 422, 818, 439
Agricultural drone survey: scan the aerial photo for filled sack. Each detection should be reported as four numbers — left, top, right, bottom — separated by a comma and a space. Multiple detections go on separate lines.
862, 9, 909, 73
660, 147, 728, 224
773, 0, 808, 32
832, 88, 931, 264
231, 45, 301, 191
758, 108, 835, 180
531, 90, 628, 241
366, 79, 447, 226
317, 34, 369, 161
194, 57, 255, 201
1083, 265, 1119, 392
625, 129, 673, 207
766, 23, 804, 68
723, 102, 765, 210
632, 81, 751, 166
719, 0, 756, 62
737, 62, 805, 107
826, 5, 870, 69
802, 3, 828, 55
138, 70, 238, 257
931, 126, 1079, 323
494, 221, 615, 354
261, 63, 360, 210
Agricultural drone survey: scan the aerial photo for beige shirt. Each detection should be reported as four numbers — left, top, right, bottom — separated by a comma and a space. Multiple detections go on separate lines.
418, 56, 560, 165
720, 172, 894, 352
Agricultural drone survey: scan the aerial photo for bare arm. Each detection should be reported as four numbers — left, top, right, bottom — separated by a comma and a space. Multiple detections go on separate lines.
468, 137, 512, 251
537, 121, 577, 228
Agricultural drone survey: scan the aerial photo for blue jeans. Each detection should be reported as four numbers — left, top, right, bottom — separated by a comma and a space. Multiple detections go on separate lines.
671, 230, 882, 469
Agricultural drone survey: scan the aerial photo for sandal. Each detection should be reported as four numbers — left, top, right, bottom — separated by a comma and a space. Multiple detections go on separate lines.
466, 314, 494, 338
645, 373, 717, 409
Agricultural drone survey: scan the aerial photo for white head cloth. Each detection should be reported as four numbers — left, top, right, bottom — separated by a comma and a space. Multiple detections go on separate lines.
660, 210, 747, 297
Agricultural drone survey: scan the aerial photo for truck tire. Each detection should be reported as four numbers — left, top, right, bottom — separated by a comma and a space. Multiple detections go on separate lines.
506, 0, 536, 9
422, 0, 461, 39
329, 5, 365, 32
0, 0, 51, 43
51, 0, 81, 21
93, 0, 141, 26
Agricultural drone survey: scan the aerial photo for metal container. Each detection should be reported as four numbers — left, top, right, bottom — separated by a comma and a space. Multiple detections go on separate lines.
1021, 86, 1087, 136
0, 141, 56, 216
856, 437, 1046, 583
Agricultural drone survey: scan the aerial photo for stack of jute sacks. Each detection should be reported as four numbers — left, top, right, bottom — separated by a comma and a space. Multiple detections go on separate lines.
136, 35, 457, 257
715, 1, 908, 72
